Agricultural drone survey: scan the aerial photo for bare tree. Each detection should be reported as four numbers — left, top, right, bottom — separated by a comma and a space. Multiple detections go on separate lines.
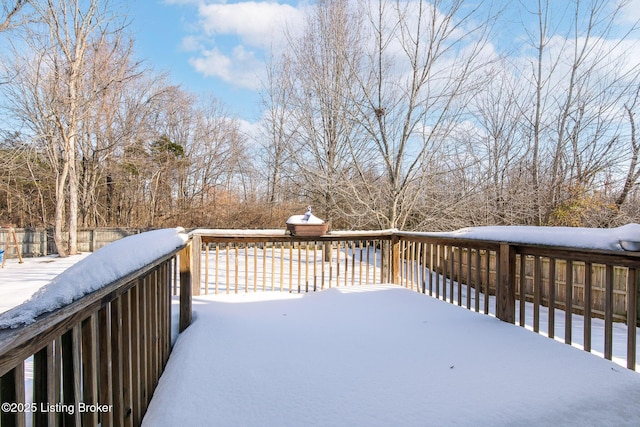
611, 86, 640, 220
282, 0, 367, 226
259, 52, 298, 214
1, 0, 128, 255
0, 0, 30, 33
346, 0, 497, 229
519, 0, 640, 225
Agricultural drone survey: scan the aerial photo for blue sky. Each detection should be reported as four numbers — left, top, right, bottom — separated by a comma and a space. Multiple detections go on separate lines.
127, 0, 305, 123
126, 0, 640, 125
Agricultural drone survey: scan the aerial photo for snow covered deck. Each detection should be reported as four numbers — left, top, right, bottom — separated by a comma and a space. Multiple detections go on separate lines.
144, 285, 640, 426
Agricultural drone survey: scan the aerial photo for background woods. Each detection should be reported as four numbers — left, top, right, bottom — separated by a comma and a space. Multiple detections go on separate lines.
1, 0, 640, 256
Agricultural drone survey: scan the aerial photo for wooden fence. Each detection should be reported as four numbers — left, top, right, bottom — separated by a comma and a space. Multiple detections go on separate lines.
0, 240, 194, 427
0, 228, 148, 258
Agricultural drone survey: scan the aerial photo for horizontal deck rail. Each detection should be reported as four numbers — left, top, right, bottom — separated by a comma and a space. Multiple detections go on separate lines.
0, 239, 194, 427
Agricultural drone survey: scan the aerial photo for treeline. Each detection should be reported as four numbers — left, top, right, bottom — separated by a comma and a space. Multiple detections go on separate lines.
1, 0, 640, 257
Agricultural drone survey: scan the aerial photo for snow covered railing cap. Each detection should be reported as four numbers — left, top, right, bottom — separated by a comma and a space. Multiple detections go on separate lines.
401, 224, 640, 253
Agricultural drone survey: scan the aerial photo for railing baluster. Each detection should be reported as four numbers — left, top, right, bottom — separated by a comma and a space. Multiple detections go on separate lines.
359, 241, 364, 286
262, 243, 267, 292
353, 241, 358, 286
533, 256, 541, 333
303, 243, 307, 293
344, 241, 349, 287
205, 243, 209, 295
254, 244, 258, 293
99, 304, 114, 427
33, 343, 55, 427
466, 247, 471, 309
435, 245, 441, 299
475, 249, 481, 312
419, 242, 424, 291
234, 244, 239, 294
442, 245, 448, 301
627, 268, 637, 370
123, 290, 134, 427
449, 246, 455, 303
428, 244, 434, 297
336, 241, 341, 286
280, 243, 284, 292
145, 276, 154, 416
584, 261, 593, 353
225, 243, 230, 295
130, 284, 141, 425
548, 258, 556, 339
314, 241, 318, 291
0, 363, 26, 427
518, 255, 526, 327
82, 314, 99, 427
289, 243, 293, 292
565, 260, 573, 345
111, 296, 124, 425
605, 264, 614, 360
320, 242, 324, 289
215, 244, 219, 295
270, 243, 275, 292
457, 246, 463, 306
141, 278, 150, 416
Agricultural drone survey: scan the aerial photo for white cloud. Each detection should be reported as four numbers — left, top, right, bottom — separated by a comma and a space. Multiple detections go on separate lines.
198, 1, 305, 48
184, 1, 306, 89
619, 0, 640, 24
189, 45, 263, 89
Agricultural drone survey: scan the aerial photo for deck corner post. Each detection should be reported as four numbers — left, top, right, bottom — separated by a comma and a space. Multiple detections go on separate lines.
179, 241, 193, 332
497, 243, 516, 323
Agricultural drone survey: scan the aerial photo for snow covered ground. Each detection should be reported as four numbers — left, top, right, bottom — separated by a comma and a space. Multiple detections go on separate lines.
0, 253, 91, 315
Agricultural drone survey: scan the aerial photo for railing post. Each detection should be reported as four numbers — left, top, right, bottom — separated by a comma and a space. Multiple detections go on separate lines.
391, 234, 400, 285
497, 243, 516, 323
179, 241, 193, 332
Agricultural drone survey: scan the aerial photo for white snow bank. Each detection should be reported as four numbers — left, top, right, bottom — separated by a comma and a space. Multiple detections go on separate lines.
0, 228, 188, 328
416, 223, 640, 251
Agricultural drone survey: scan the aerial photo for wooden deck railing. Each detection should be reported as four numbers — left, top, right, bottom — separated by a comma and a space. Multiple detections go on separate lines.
0, 240, 194, 427
1, 227, 638, 427
191, 229, 640, 371
190, 230, 396, 295
392, 232, 640, 370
